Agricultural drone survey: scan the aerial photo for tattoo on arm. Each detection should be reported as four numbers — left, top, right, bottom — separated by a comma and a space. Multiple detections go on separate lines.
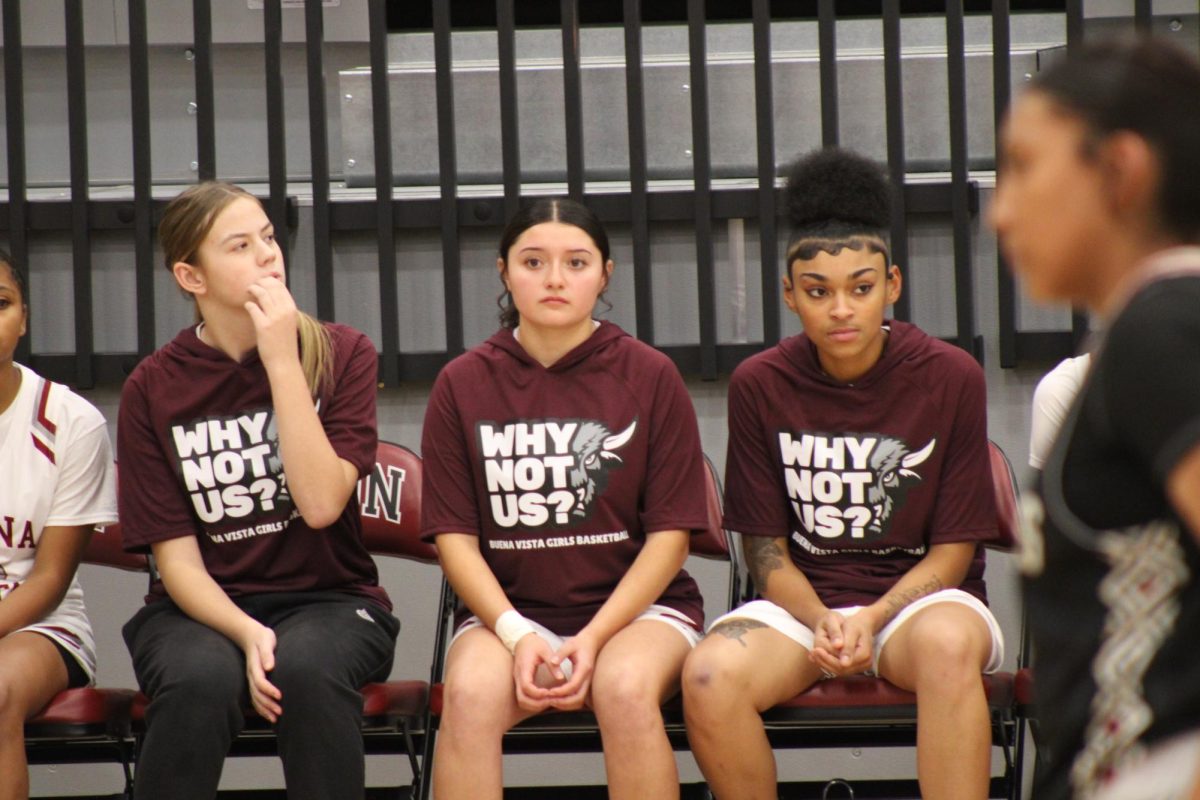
745, 536, 785, 593
880, 574, 945, 623
710, 618, 768, 648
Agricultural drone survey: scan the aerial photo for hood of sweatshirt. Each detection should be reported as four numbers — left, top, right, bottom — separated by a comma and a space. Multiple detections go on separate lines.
482, 319, 630, 373
778, 319, 928, 389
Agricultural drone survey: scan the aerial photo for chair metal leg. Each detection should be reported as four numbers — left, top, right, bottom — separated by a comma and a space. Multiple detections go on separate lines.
417, 714, 438, 800
398, 718, 421, 797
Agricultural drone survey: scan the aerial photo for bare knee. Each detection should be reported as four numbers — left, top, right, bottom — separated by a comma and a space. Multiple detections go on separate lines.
0, 679, 17, 720
0, 675, 54, 725
683, 641, 744, 691
681, 644, 753, 718
906, 621, 987, 692
591, 664, 664, 729
440, 670, 515, 736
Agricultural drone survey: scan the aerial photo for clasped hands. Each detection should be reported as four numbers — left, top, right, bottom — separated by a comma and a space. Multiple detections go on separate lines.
809, 609, 878, 678
511, 630, 596, 712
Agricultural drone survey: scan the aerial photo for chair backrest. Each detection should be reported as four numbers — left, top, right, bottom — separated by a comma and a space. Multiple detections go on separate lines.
81, 462, 148, 572
690, 454, 730, 560
358, 440, 437, 563
987, 440, 1020, 551
83, 520, 148, 572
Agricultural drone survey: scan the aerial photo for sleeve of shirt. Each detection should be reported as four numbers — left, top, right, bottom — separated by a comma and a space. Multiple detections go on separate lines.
639, 361, 709, 535
44, 405, 118, 528
1029, 356, 1088, 470
928, 353, 999, 544
1102, 282, 1200, 485
420, 366, 482, 541
722, 364, 791, 538
116, 374, 200, 551
320, 328, 379, 479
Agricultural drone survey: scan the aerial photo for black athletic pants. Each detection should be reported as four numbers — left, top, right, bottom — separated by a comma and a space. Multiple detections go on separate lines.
124, 591, 399, 800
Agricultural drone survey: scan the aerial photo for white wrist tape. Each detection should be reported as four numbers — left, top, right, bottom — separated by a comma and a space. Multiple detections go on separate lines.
494, 610, 537, 654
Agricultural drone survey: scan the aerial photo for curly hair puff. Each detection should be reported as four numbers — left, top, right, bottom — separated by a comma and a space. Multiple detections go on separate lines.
784, 147, 892, 246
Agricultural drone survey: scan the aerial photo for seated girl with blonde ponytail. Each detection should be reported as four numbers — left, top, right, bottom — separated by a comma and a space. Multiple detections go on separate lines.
117, 182, 398, 800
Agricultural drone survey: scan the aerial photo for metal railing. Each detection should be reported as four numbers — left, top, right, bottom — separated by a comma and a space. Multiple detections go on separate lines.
0, 1, 1172, 387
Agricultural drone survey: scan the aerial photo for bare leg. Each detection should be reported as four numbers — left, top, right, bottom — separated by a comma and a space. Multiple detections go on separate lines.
876, 603, 993, 800
589, 620, 691, 800
0, 632, 70, 800
682, 620, 822, 800
431, 628, 540, 800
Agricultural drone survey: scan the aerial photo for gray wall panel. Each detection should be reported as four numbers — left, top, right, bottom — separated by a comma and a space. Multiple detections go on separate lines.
344, 17, 1057, 187
0, 0, 118, 47
0, 43, 371, 187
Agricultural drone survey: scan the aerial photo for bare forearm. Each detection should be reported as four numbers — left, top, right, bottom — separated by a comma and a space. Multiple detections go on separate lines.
743, 534, 828, 629
156, 551, 258, 646
436, 533, 517, 629
265, 360, 357, 527
580, 529, 688, 645
861, 542, 975, 632
0, 526, 91, 638
0, 573, 72, 637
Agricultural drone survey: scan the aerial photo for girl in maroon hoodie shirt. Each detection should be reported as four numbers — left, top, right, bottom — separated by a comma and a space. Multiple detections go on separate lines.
421, 198, 709, 800
682, 150, 1003, 800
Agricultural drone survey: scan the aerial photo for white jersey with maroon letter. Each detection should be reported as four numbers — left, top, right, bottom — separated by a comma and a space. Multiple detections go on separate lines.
0, 363, 117, 681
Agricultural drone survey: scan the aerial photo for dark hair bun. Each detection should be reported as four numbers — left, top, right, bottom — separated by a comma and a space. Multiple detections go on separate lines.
784, 147, 891, 234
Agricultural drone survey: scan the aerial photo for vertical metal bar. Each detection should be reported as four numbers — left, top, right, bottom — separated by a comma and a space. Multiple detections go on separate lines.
305, 0, 334, 321
752, 0, 779, 346
882, 0, 910, 322
66, 0, 94, 387
129, 0, 156, 358
263, 0, 289, 267
687, 0, 717, 380
993, 0, 1017, 367
1066, 0, 1085, 50
433, 0, 463, 355
623, 0, 653, 343
3, 0, 29, 364
192, 0, 216, 180
368, 0, 399, 386
1134, 0, 1153, 33
497, 0, 521, 221
1066, 0, 1088, 348
560, 0, 585, 201
817, 0, 839, 147
946, 0, 976, 357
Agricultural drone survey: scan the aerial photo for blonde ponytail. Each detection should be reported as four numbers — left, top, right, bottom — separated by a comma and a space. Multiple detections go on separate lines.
297, 311, 333, 398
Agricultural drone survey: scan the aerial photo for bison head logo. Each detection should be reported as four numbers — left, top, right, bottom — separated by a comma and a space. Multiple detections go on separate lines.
866, 437, 936, 535
567, 419, 638, 517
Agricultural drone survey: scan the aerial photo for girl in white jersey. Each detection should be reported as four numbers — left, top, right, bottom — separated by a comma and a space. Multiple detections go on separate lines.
0, 253, 117, 800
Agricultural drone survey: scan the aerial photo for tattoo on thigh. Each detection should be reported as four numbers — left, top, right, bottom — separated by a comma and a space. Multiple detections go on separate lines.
710, 619, 768, 648
745, 536, 785, 591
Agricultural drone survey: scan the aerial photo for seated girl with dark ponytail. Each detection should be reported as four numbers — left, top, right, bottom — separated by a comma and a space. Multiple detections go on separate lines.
683, 148, 1006, 800
421, 197, 709, 800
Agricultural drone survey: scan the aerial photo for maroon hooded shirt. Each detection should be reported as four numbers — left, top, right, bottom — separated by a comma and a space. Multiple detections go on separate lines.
118, 322, 389, 610
724, 321, 998, 607
421, 321, 707, 634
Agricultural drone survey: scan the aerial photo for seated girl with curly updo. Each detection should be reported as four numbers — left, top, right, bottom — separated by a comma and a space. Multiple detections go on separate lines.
682, 148, 1006, 800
